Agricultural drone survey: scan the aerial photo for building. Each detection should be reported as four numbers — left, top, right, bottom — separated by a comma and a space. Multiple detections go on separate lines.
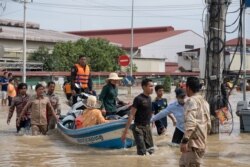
0, 19, 84, 70
67, 26, 205, 63
177, 48, 207, 78
133, 57, 165, 72
225, 38, 250, 71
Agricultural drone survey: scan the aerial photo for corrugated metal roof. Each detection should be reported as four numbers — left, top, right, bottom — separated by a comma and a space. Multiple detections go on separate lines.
67, 26, 188, 48
0, 19, 40, 29
0, 26, 85, 43
226, 38, 250, 46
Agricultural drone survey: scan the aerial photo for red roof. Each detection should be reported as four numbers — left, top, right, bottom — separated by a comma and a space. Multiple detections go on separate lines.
165, 62, 179, 73
67, 26, 188, 48
226, 38, 250, 46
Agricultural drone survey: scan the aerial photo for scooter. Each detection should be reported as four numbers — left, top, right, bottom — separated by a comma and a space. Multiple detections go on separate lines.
60, 90, 90, 129
106, 103, 132, 120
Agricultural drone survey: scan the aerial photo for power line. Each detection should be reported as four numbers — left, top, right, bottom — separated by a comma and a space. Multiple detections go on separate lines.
26, 7, 201, 20
27, 2, 240, 12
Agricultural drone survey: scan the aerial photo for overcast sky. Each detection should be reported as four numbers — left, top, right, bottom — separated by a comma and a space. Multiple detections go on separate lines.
0, 0, 249, 40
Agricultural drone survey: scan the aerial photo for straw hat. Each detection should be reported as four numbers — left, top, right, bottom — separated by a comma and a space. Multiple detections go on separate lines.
83, 95, 101, 109
107, 72, 122, 80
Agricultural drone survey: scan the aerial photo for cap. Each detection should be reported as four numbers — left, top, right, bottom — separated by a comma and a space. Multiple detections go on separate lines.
175, 88, 186, 97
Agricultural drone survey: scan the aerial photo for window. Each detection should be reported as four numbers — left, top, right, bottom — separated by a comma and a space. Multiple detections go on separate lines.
185, 45, 194, 49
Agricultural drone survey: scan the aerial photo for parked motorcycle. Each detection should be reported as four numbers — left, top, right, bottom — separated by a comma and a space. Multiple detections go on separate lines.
105, 103, 132, 120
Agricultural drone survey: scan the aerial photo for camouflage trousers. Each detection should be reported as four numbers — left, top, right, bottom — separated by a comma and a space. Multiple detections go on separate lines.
179, 147, 205, 167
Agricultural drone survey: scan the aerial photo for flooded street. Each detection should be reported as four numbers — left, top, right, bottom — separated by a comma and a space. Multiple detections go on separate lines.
1, 87, 250, 167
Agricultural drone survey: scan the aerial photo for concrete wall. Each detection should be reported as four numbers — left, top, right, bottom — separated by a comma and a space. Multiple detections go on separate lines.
229, 52, 250, 71
140, 31, 204, 62
0, 39, 55, 59
133, 58, 165, 72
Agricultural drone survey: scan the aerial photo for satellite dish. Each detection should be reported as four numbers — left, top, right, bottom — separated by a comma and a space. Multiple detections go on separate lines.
0, 45, 4, 57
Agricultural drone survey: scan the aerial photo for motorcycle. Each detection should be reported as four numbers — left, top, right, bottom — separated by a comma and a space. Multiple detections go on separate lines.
105, 103, 132, 120
60, 92, 90, 129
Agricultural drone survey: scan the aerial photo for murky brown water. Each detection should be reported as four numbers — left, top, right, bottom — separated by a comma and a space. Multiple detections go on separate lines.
1, 88, 250, 167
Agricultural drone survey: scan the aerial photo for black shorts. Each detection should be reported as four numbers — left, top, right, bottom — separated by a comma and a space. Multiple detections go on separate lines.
172, 127, 184, 144
16, 118, 31, 133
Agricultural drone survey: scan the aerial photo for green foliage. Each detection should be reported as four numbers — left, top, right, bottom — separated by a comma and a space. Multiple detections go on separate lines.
125, 63, 138, 73
29, 46, 53, 71
29, 38, 126, 72
163, 75, 172, 93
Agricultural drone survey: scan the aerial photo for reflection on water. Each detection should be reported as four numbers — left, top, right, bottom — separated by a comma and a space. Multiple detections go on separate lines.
1, 91, 250, 167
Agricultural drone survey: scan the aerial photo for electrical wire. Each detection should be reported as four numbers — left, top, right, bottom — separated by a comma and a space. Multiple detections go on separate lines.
26, 7, 201, 20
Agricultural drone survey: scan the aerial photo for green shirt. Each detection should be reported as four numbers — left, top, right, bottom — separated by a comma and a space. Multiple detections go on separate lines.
99, 83, 118, 115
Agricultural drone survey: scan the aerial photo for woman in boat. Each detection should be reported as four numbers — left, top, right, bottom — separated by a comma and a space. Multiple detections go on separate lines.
76, 95, 109, 129
99, 72, 126, 116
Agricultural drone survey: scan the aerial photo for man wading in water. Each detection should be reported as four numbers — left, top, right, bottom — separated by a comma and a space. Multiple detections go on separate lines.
179, 77, 211, 167
17, 84, 58, 135
121, 78, 154, 155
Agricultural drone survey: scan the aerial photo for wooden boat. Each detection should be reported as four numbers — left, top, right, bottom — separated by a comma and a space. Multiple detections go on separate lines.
57, 119, 135, 149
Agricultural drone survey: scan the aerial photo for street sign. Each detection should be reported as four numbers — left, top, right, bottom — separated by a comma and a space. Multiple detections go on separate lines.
122, 75, 135, 86
118, 55, 130, 66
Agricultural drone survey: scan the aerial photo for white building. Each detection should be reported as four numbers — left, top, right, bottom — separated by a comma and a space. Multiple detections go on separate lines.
226, 38, 250, 72
67, 26, 205, 72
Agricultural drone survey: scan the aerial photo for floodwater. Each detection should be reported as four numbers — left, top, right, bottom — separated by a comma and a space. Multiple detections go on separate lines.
0, 87, 250, 167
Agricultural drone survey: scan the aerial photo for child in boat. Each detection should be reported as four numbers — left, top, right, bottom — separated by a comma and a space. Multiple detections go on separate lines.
76, 95, 109, 129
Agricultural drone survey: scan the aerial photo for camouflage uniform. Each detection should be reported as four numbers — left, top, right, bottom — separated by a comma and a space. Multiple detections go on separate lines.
46, 92, 61, 130
180, 93, 211, 167
8, 94, 30, 132
21, 95, 55, 135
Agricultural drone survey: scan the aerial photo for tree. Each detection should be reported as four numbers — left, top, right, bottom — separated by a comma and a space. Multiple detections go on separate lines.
29, 38, 128, 72
125, 63, 138, 73
29, 46, 53, 71
163, 75, 172, 93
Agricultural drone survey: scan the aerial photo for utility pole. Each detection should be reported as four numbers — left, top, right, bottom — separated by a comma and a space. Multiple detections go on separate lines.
205, 0, 231, 133
129, 0, 134, 95
242, 3, 246, 101
23, 0, 27, 83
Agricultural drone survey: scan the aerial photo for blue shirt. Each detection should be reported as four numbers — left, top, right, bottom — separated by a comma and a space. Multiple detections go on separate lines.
0, 77, 8, 91
152, 98, 168, 114
151, 101, 185, 132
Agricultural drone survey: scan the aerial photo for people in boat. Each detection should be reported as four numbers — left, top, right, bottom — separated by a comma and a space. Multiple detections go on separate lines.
75, 95, 109, 129
99, 72, 126, 116
17, 84, 58, 135
63, 80, 72, 100
151, 88, 186, 144
121, 78, 155, 155
71, 55, 95, 105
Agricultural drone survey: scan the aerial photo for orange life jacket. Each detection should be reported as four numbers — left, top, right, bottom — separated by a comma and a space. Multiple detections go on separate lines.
74, 64, 90, 89
75, 115, 84, 129
64, 83, 72, 94
7, 83, 16, 97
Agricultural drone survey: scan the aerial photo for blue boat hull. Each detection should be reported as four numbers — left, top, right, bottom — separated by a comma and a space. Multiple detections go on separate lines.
57, 119, 135, 149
